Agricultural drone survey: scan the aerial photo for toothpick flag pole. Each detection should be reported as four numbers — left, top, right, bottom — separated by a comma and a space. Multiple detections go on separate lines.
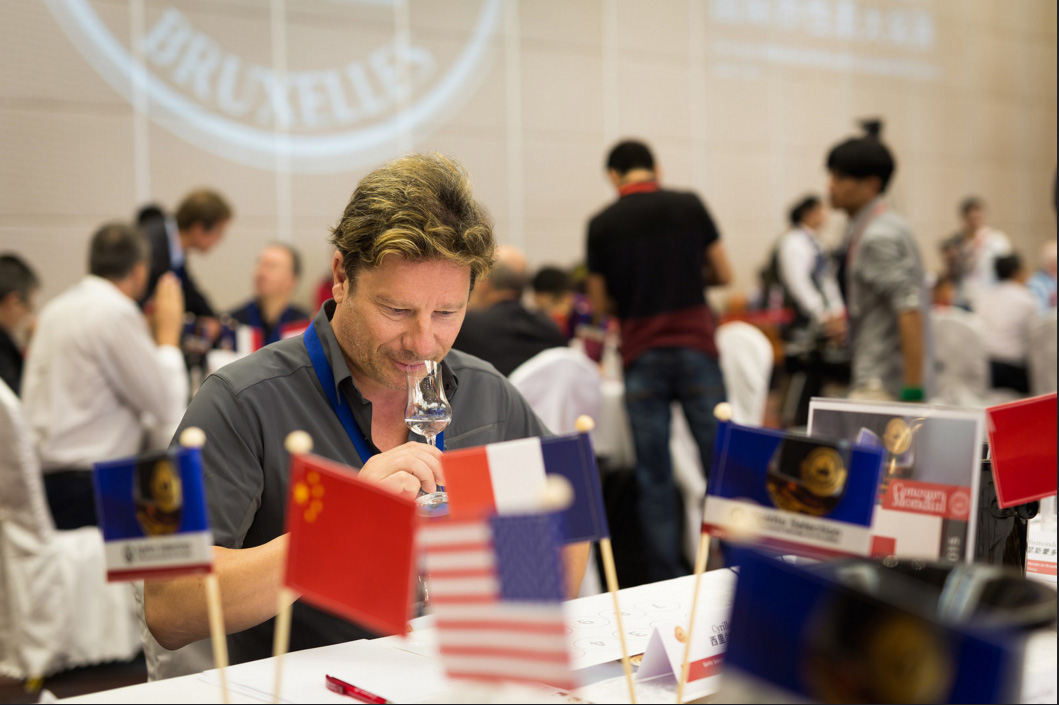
180, 427, 230, 705
576, 415, 637, 704
272, 431, 312, 703
675, 402, 731, 704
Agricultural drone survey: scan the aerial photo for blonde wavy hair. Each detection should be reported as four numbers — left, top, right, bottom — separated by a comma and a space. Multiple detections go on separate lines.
330, 153, 497, 291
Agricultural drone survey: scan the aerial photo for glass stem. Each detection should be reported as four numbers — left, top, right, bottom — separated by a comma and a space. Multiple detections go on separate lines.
427, 434, 437, 448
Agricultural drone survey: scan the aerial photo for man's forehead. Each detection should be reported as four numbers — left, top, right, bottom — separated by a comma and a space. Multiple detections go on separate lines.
363, 256, 471, 303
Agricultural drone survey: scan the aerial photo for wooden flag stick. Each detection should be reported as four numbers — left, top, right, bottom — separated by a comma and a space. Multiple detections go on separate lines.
572, 415, 637, 703
272, 431, 314, 704
272, 588, 295, 704
675, 536, 710, 704
676, 403, 730, 704
204, 572, 230, 705
600, 538, 637, 704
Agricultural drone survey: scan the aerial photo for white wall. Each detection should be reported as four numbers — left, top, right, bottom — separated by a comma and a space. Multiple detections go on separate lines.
2, 0, 1056, 312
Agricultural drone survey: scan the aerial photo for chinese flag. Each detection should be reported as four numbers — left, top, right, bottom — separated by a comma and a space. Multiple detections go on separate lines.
986, 393, 1058, 509
284, 453, 418, 635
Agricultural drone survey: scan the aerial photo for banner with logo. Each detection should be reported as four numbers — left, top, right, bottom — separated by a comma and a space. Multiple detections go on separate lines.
92, 446, 213, 582
808, 399, 984, 562
702, 421, 886, 559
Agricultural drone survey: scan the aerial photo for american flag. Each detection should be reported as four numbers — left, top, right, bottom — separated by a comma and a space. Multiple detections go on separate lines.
420, 513, 575, 690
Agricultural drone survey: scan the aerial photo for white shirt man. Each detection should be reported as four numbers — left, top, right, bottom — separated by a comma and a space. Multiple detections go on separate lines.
21, 223, 186, 528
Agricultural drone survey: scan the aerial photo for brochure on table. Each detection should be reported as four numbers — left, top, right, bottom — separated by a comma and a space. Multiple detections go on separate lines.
808, 399, 984, 562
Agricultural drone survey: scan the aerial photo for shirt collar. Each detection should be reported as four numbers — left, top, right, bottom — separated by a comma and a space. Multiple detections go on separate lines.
166, 216, 184, 269
618, 180, 660, 197
312, 300, 459, 405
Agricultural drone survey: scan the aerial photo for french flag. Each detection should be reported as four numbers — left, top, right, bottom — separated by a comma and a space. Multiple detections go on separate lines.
441, 433, 609, 544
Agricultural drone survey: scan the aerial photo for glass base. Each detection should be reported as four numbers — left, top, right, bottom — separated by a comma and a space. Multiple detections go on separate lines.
415, 490, 449, 518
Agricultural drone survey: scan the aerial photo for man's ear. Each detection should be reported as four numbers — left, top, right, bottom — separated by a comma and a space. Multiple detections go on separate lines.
332, 251, 348, 303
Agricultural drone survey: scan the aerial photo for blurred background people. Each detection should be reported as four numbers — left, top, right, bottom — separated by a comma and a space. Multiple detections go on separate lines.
827, 130, 933, 402
974, 253, 1038, 394
940, 196, 1012, 310
768, 195, 848, 426
21, 223, 187, 529
141, 188, 233, 322
453, 245, 566, 376
0, 254, 40, 396
531, 265, 576, 340
586, 139, 730, 581
228, 242, 311, 346
1026, 239, 1057, 311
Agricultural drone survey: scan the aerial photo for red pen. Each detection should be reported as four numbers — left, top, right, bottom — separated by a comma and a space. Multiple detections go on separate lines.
325, 675, 391, 705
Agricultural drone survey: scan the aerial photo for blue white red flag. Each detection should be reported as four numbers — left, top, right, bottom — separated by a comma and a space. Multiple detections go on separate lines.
92, 446, 213, 582
420, 512, 575, 690
442, 432, 608, 543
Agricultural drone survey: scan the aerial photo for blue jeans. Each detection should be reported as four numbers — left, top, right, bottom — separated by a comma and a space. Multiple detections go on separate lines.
624, 348, 726, 582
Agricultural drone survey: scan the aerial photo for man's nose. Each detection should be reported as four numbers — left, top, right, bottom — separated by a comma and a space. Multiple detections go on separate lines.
402, 315, 435, 358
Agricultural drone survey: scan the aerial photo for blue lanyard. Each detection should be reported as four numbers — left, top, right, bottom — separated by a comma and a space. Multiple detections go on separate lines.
303, 324, 442, 464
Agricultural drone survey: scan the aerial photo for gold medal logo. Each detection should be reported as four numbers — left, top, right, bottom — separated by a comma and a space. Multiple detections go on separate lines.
135, 457, 184, 536
800, 448, 847, 498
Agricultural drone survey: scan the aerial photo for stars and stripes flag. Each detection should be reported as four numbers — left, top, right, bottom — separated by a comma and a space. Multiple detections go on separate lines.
442, 433, 608, 543
420, 512, 575, 690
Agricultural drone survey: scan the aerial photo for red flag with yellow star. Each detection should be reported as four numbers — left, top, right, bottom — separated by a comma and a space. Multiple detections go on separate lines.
284, 453, 418, 636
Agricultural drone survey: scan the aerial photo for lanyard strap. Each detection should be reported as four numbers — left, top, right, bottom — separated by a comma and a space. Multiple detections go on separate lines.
303, 324, 444, 464
303, 324, 374, 463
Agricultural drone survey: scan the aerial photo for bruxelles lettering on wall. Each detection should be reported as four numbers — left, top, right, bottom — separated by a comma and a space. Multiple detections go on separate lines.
144, 8, 436, 131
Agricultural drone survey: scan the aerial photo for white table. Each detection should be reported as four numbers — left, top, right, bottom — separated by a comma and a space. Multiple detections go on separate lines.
59, 572, 738, 704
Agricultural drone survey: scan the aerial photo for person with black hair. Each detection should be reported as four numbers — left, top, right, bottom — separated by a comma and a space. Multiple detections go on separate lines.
973, 253, 1037, 394
21, 223, 187, 529
453, 245, 566, 376
826, 133, 933, 402
531, 266, 576, 339
775, 195, 846, 337
939, 197, 1012, 309
771, 195, 847, 425
0, 254, 40, 396
586, 139, 731, 581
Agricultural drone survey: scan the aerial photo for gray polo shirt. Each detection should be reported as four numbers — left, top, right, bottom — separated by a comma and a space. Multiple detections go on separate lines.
845, 198, 935, 399
175, 301, 548, 664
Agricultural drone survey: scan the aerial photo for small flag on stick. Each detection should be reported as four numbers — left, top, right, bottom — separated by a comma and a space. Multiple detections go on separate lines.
421, 512, 575, 691
283, 446, 418, 636
986, 392, 1057, 509
92, 434, 213, 582
442, 432, 609, 543
92, 427, 229, 703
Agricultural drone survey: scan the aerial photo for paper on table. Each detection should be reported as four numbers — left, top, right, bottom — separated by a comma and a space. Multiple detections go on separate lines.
561, 570, 737, 671
198, 638, 450, 704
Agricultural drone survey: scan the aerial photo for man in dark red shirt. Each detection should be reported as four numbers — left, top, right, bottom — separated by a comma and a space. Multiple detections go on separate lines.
586, 140, 732, 581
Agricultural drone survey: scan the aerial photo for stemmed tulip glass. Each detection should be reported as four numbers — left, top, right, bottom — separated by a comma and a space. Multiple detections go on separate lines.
405, 361, 451, 515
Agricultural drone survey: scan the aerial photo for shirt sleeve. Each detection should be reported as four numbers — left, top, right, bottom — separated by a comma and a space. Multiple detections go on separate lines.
175, 374, 264, 548
95, 304, 188, 428
778, 231, 828, 320
857, 230, 925, 313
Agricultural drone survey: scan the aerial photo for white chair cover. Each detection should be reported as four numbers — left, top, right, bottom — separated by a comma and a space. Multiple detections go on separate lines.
509, 348, 604, 597
715, 322, 774, 426
1028, 311, 1058, 395
931, 308, 989, 407
509, 347, 603, 436
0, 381, 140, 680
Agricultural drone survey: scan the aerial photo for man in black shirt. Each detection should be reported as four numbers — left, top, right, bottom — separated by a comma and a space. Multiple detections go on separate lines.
0, 254, 40, 396
586, 140, 731, 581
454, 245, 566, 376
